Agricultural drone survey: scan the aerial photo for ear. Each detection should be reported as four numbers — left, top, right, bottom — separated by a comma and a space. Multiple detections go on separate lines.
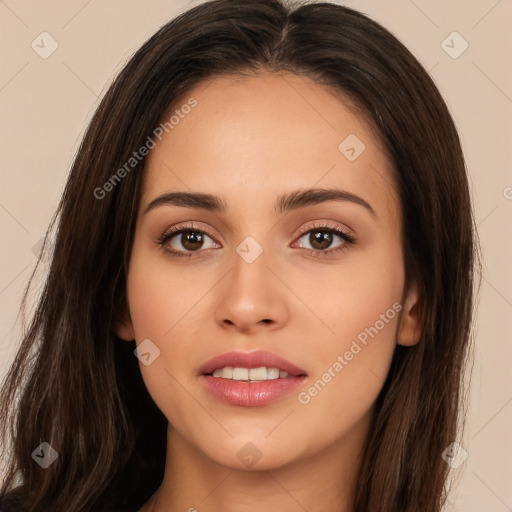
115, 307, 135, 341
397, 281, 422, 346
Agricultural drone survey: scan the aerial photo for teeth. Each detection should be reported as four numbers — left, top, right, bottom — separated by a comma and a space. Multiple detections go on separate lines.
232, 367, 249, 380
266, 367, 279, 379
211, 366, 291, 381
249, 367, 267, 380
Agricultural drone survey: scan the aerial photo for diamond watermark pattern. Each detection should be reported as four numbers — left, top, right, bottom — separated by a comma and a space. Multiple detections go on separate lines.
237, 442, 263, 468
441, 441, 469, 469
441, 31, 468, 59
31, 32, 59, 59
134, 338, 161, 366
32, 442, 59, 469
338, 134, 366, 161
236, 236, 263, 264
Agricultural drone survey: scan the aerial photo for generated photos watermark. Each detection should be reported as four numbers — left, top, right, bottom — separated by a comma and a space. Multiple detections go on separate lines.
298, 301, 402, 405
94, 97, 198, 200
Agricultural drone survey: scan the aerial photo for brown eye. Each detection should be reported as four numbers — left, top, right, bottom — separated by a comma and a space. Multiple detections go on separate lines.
177, 230, 205, 251
158, 225, 220, 257
308, 230, 335, 250
296, 228, 353, 252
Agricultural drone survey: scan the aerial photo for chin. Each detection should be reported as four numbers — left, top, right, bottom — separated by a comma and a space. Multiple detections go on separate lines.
201, 436, 302, 472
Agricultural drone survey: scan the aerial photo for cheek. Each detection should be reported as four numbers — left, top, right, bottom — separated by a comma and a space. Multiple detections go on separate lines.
298, 300, 400, 408
292, 247, 404, 439
290, 236, 404, 351
125, 241, 213, 423
126, 243, 204, 340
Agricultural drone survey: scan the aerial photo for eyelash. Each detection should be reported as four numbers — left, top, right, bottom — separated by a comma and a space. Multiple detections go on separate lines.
157, 221, 356, 259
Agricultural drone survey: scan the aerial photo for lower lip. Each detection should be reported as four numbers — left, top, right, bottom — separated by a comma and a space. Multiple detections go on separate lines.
200, 375, 307, 407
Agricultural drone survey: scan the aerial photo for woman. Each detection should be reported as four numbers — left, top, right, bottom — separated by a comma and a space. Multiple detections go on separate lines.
0, 0, 478, 510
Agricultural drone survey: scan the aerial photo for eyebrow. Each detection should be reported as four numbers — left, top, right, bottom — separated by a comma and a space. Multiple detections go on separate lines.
143, 188, 377, 218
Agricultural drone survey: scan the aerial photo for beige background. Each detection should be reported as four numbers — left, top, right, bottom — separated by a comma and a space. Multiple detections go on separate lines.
0, 0, 511, 509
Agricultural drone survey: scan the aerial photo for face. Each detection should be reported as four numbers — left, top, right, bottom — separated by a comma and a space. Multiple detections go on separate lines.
118, 72, 420, 472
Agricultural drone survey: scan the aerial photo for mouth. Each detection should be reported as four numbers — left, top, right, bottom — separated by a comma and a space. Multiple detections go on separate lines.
198, 350, 308, 407
206, 366, 296, 381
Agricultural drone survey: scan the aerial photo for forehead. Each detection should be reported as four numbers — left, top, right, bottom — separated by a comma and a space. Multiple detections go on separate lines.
140, 72, 399, 223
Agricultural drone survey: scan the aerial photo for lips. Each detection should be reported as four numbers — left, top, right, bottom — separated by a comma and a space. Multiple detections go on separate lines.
198, 350, 308, 407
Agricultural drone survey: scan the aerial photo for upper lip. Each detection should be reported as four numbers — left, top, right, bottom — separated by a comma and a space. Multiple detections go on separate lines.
199, 350, 307, 377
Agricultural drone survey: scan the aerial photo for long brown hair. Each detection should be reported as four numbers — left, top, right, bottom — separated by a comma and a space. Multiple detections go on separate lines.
0, 1, 478, 510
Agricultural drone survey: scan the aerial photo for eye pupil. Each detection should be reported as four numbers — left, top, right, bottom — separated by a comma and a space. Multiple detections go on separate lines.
311, 230, 332, 250
182, 230, 204, 250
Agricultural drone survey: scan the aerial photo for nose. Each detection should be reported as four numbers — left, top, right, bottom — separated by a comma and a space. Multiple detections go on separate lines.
214, 244, 290, 335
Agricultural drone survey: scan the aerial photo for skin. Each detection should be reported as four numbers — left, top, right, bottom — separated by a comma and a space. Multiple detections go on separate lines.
117, 71, 421, 512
